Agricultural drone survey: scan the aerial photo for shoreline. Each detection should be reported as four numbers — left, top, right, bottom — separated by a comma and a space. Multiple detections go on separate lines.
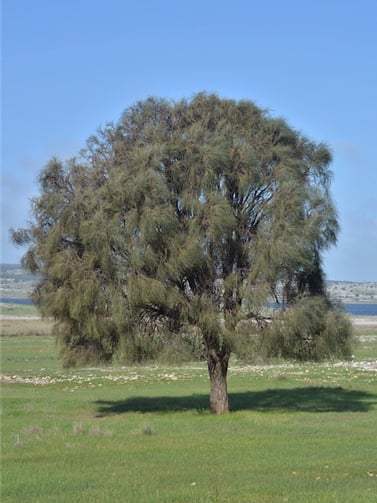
349, 315, 377, 326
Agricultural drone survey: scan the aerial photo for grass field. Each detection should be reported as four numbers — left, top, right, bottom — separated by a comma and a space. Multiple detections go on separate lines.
0, 302, 40, 318
1, 319, 376, 502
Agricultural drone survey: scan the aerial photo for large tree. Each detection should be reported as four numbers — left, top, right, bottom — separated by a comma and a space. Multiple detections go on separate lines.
13, 93, 340, 413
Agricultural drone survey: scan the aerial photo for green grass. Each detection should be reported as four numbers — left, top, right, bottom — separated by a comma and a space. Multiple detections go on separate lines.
352, 326, 377, 360
1, 324, 377, 502
0, 302, 40, 317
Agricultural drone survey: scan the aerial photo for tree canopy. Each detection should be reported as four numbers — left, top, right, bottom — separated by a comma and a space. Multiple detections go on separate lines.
12, 93, 350, 413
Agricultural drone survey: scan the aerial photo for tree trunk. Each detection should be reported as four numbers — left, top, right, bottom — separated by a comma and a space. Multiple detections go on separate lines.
207, 348, 230, 414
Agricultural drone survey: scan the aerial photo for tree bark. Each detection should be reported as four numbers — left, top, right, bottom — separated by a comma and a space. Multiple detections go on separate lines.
207, 348, 230, 414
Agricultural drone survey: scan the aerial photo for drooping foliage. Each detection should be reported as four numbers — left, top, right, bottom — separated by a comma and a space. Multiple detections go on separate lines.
261, 296, 353, 361
12, 93, 349, 412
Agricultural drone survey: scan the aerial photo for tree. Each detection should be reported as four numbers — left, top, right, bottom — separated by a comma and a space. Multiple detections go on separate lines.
12, 93, 342, 414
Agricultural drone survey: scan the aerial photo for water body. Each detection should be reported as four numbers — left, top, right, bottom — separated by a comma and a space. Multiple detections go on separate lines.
268, 302, 377, 316
2, 298, 377, 316
0, 297, 34, 305
344, 303, 377, 316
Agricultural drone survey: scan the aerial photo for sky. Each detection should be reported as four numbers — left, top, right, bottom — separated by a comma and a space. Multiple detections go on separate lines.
1, 0, 376, 281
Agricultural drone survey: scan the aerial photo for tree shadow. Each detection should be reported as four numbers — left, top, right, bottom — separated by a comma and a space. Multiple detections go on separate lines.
94, 386, 376, 415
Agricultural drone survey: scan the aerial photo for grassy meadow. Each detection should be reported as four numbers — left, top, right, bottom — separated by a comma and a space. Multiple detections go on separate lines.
1, 312, 377, 502
0, 302, 40, 318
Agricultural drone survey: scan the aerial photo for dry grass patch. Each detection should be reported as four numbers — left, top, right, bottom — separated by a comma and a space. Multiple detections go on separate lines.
0, 318, 53, 337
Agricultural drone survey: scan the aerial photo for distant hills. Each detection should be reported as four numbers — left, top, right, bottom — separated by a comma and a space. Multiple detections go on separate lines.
326, 281, 377, 304
0, 264, 40, 298
1, 264, 377, 303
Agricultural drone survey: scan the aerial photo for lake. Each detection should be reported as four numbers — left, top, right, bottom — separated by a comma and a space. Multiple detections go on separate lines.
0, 297, 34, 305
1, 298, 377, 316
344, 303, 377, 316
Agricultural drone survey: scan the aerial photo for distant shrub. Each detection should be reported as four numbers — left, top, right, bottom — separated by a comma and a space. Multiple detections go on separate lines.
231, 319, 265, 363
321, 309, 353, 359
261, 296, 353, 361
60, 344, 104, 368
56, 319, 117, 368
119, 328, 163, 363
157, 328, 204, 364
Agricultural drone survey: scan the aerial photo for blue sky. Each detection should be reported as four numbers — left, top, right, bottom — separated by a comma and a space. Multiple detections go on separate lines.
1, 0, 377, 281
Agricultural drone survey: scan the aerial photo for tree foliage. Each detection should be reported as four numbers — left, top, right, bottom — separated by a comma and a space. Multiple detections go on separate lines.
261, 296, 353, 361
12, 93, 349, 413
